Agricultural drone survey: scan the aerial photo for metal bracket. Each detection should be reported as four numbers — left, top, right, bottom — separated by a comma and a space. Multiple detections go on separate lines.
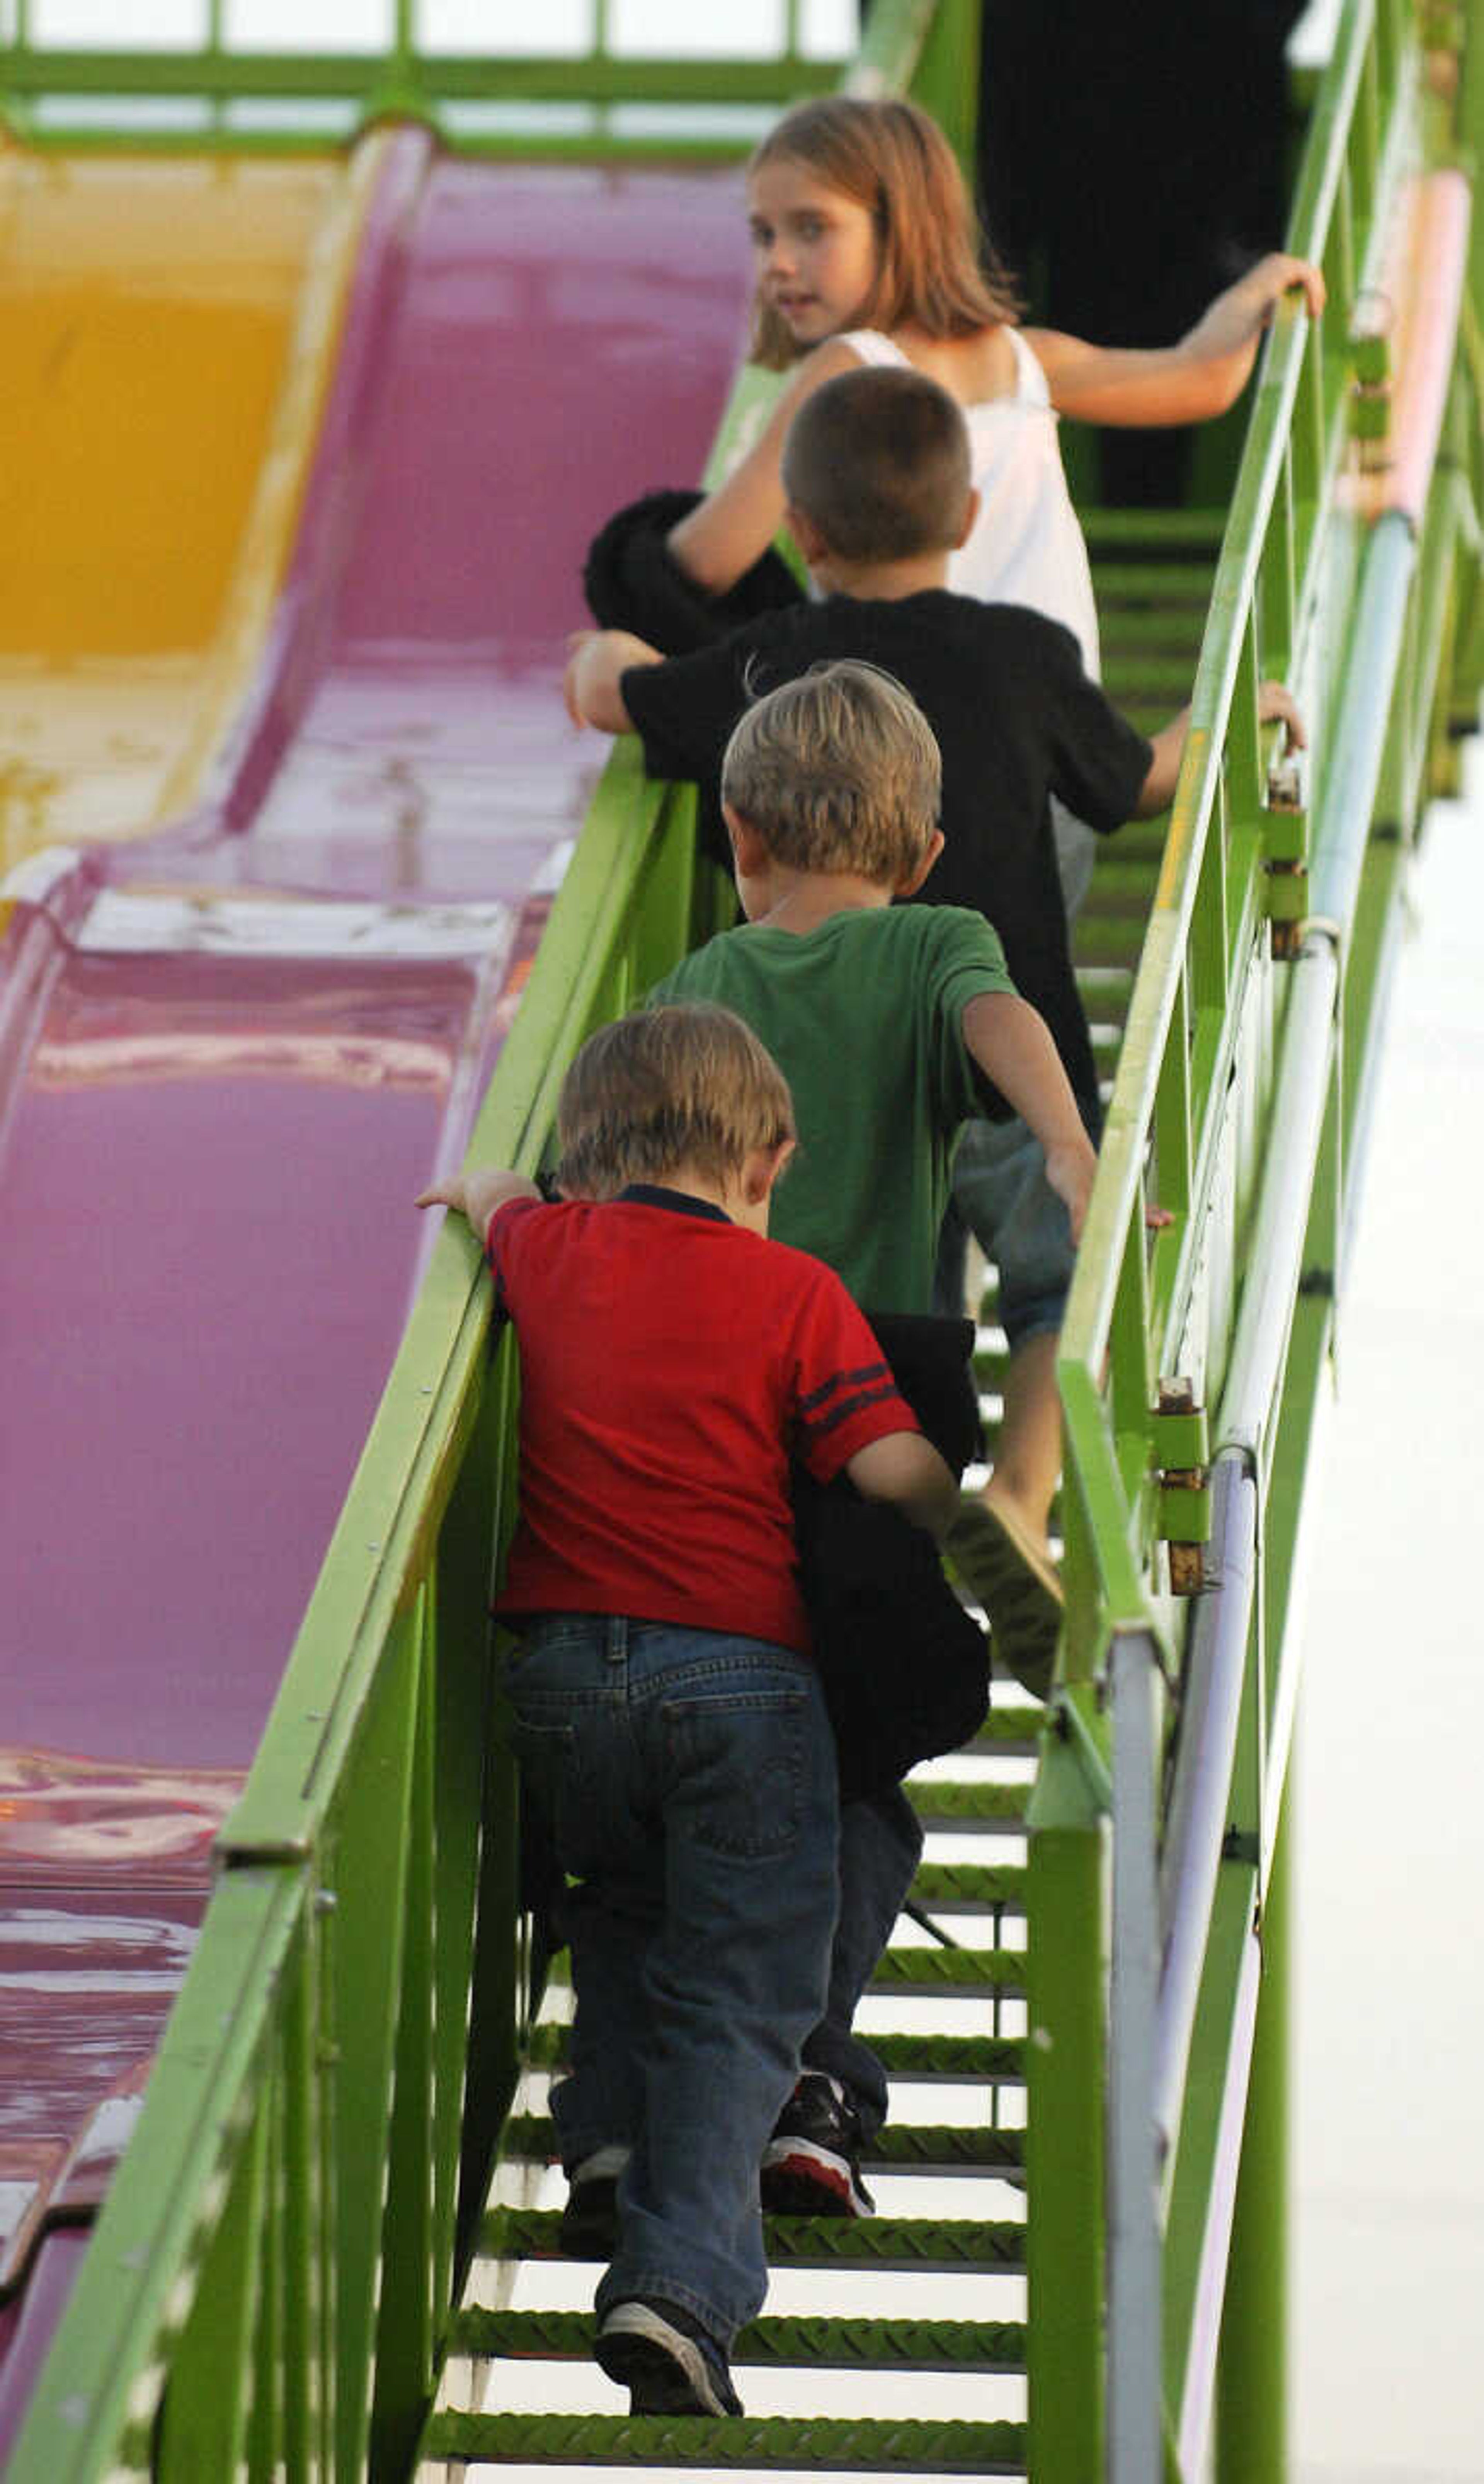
1152, 1379, 1210, 1594
1263, 759, 1309, 959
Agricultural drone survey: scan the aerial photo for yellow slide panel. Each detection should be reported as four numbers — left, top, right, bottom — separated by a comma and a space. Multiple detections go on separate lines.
0, 138, 387, 872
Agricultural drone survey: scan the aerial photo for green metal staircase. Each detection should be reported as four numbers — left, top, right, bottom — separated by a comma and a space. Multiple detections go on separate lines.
412, 509, 1225, 2476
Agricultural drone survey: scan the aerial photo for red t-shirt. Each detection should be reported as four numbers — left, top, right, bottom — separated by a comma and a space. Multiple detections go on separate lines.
487, 1187, 919, 1657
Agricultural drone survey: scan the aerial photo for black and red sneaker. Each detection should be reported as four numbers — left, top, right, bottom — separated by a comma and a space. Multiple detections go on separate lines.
760, 2072, 875, 2217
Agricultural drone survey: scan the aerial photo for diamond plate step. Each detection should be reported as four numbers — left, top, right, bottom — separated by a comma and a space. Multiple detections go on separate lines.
539, 1944, 1025, 1997
907, 1779, 1028, 1833
867, 1946, 1025, 1995
424, 2409, 1028, 2472
907, 1860, 1027, 1912
451, 2306, 1027, 2372
499, 2115, 1024, 2178
972, 1706, 1045, 1750
482, 2207, 1025, 2272
521, 2025, 1026, 2080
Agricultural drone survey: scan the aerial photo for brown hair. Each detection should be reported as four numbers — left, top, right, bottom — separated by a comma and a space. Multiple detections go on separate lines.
722, 659, 941, 883
556, 1003, 795, 1196
782, 364, 972, 562
748, 96, 1020, 371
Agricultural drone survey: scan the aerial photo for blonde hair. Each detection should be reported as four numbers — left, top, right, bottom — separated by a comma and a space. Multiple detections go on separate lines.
722, 660, 941, 883
748, 96, 1021, 372
556, 1003, 795, 1196
782, 365, 972, 561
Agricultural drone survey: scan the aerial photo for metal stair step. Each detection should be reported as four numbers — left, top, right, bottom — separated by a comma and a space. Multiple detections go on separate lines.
424, 2409, 1028, 2472
1083, 503, 1223, 549
483, 2207, 1025, 2272
521, 2025, 1026, 2080
498, 2115, 1024, 2178
909, 1860, 1027, 1911
970, 1709, 1043, 1750
450, 2306, 1027, 2372
536, 1944, 1023, 1997
867, 1946, 1025, 1996
834, 2030, 1028, 2083
907, 1778, 1028, 1832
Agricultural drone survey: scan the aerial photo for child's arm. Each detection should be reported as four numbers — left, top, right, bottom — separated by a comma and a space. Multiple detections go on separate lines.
1030, 254, 1325, 429
844, 1431, 961, 1541
564, 629, 665, 733
962, 992, 1098, 1243
416, 1168, 540, 1248
666, 337, 863, 594
1134, 681, 1307, 816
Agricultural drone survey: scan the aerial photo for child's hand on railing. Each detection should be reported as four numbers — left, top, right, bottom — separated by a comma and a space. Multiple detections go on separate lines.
563, 628, 661, 732
417, 1168, 540, 1243
1202, 253, 1327, 353
1258, 680, 1307, 753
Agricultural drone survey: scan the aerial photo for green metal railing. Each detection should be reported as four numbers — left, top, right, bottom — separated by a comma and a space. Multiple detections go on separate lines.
1036, 0, 1482, 2475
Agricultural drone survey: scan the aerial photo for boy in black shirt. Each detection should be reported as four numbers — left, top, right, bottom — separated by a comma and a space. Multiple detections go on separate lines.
565, 366, 1301, 1685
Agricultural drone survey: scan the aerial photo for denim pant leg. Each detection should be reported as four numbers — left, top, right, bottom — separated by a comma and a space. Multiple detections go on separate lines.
503, 1619, 654, 2174
801, 1782, 924, 2143
507, 1616, 838, 2346
597, 1626, 839, 2344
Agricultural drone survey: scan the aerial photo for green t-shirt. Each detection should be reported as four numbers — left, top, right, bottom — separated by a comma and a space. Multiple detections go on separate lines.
651, 904, 1014, 1313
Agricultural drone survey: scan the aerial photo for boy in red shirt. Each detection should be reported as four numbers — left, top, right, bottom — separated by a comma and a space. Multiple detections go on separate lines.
418, 1003, 955, 2420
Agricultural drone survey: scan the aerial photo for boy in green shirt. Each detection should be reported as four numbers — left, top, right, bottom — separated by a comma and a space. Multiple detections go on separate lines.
651, 659, 1094, 1301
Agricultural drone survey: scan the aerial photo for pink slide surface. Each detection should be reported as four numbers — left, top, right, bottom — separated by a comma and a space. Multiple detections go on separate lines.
0, 131, 751, 2430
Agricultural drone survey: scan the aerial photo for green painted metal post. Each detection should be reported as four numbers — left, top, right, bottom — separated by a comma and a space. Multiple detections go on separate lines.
1214, 1780, 1291, 2481
1026, 1716, 1107, 2483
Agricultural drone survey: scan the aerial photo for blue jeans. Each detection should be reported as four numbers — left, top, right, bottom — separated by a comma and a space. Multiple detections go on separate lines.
802, 1783, 924, 2140
504, 1613, 839, 2344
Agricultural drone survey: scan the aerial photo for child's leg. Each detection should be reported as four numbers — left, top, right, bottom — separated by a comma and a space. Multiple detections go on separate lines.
593, 1621, 839, 2353
985, 1325, 1062, 1549
796, 1783, 923, 2143
938, 1119, 1075, 1694
756, 1783, 923, 2217
503, 1619, 655, 2179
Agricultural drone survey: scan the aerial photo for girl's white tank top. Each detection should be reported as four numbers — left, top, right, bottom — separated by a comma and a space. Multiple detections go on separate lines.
836, 325, 1100, 678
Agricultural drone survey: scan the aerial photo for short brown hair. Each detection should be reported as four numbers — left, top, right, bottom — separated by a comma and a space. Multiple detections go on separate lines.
722, 660, 941, 883
748, 97, 1020, 372
556, 1003, 795, 1196
783, 366, 972, 562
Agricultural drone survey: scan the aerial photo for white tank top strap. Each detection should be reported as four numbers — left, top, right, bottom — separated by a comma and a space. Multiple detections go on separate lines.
834, 329, 914, 371
1004, 325, 1052, 408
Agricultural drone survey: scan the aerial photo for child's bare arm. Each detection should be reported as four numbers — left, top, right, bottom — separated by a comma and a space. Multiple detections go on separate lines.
844, 1431, 961, 1540
416, 1169, 540, 1248
1134, 680, 1307, 816
962, 992, 1098, 1243
564, 629, 664, 733
1031, 254, 1325, 429
666, 337, 862, 594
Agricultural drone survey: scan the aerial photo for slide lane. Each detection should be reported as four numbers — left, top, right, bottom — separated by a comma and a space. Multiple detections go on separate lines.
0, 140, 380, 863
0, 135, 752, 2435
